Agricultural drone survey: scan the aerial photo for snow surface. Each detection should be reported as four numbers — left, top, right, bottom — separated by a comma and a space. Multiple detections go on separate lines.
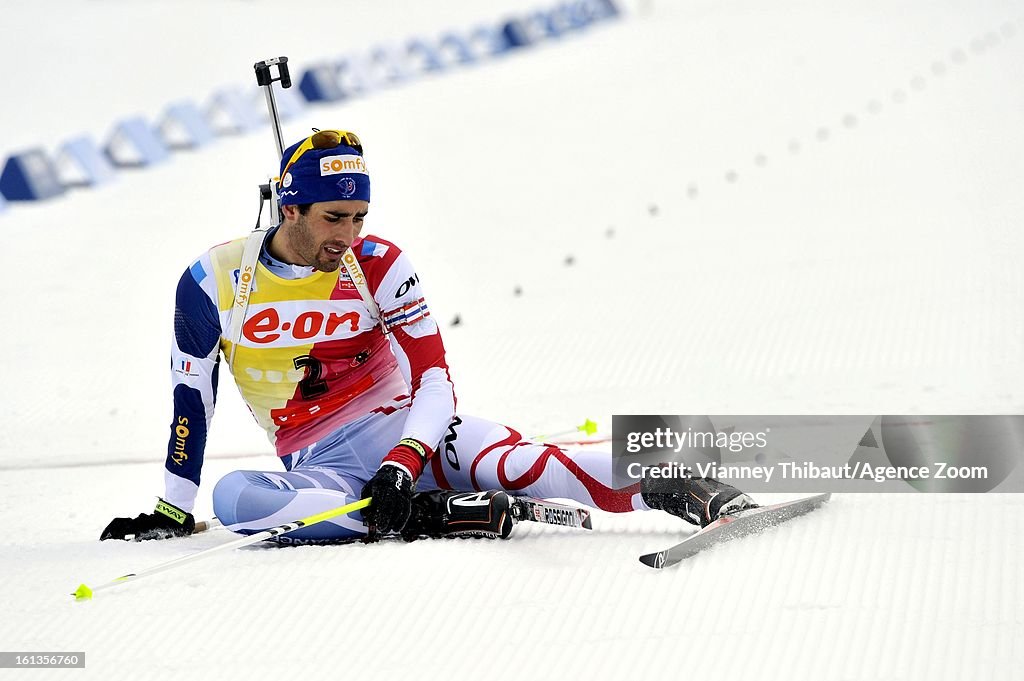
1, 1, 1023, 679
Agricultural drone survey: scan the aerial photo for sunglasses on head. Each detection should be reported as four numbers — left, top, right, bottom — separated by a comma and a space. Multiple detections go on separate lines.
280, 129, 363, 181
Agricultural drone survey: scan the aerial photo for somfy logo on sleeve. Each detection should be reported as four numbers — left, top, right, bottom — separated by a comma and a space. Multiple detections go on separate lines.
320, 155, 368, 176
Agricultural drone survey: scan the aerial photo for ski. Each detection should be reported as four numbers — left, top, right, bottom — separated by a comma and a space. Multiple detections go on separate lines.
200, 496, 593, 540
513, 497, 593, 530
639, 492, 831, 569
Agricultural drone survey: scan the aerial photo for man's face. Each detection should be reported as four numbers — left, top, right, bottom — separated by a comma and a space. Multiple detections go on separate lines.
281, 200, 368, 272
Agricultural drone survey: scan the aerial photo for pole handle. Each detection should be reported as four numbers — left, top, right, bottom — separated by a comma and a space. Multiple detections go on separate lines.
253, 57, 291, 88
253, 56, 290, 173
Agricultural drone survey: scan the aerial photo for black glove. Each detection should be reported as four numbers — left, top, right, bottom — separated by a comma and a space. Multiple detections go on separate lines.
360, 464, 414, 537
100, 498, 196, 541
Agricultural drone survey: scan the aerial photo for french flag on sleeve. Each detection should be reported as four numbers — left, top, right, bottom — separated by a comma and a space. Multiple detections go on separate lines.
384, 298, 430, 331
360, 240, 390, 258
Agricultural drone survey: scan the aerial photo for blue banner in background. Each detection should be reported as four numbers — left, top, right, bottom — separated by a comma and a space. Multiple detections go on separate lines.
0, 0, 621, 206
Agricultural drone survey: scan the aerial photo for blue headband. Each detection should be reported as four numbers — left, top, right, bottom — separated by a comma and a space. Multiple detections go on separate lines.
278, 139, 371, 206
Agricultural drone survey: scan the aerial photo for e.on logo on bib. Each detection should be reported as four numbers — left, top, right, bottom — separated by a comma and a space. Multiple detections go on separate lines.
241, 302, 363, 347
320, 155, 367, 176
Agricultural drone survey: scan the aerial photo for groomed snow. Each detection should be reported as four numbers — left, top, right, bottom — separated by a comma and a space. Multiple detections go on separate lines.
1, 1, 1022, 679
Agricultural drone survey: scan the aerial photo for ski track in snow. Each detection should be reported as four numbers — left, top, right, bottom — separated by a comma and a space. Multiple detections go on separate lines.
1, 1, 1023, 679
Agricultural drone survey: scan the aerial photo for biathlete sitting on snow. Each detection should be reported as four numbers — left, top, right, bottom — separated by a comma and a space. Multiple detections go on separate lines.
101, 128, 756, 544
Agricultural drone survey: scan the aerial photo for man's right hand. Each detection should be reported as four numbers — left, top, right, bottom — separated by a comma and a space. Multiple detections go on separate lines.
100, 498, 196, 541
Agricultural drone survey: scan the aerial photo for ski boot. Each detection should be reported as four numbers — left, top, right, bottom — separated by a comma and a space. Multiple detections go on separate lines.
641, 474, 758, 528
402, 490, 517, 540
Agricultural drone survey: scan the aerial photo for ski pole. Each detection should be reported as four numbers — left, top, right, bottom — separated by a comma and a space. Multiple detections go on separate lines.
533, 418, 600, 441
191, 420, 607, 532
546, 435, 612, 446
73, 497, 370, 601
194, 518, 222, 534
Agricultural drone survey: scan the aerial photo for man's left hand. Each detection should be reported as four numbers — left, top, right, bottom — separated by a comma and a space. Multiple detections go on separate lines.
361, 463, 414, 536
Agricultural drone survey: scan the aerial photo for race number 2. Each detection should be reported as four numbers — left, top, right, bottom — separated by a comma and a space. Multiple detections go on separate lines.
293, 355, 327, 399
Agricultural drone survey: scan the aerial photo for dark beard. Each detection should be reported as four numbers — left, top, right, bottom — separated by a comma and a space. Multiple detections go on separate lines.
292, 214, 340, 271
